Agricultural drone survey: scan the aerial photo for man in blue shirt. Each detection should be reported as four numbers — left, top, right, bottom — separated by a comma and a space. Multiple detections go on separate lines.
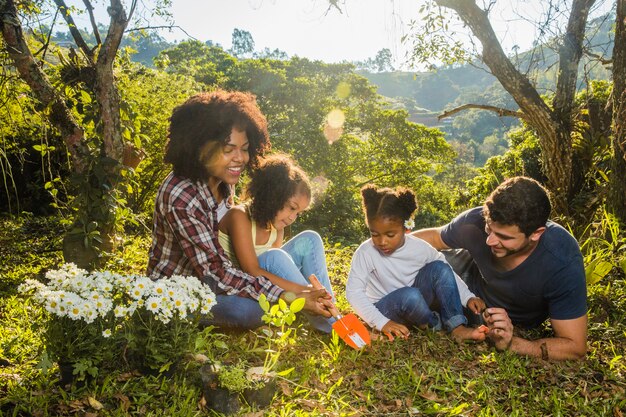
414, 177, 587, 360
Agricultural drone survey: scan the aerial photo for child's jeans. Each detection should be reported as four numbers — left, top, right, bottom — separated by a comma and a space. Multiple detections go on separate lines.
373, 260, 467, 332
258, 230, 334, 333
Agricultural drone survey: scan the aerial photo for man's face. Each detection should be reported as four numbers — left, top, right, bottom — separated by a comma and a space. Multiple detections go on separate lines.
484, 221, 543, 258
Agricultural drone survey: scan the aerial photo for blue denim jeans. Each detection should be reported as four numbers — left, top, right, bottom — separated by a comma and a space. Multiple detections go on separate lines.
258, 230, 334, 333
205, 294, 265, 329
374, 260, 467, 332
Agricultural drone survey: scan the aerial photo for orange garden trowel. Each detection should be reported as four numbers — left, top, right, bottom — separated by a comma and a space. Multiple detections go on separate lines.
309, 275, 371, 350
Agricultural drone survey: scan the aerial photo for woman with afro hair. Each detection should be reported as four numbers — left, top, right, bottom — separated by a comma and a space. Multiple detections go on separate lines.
147, 91, 330, 330
345, 184, 487, 342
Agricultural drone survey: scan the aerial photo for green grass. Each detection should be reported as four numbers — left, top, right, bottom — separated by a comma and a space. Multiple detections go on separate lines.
1, 215, 625, 416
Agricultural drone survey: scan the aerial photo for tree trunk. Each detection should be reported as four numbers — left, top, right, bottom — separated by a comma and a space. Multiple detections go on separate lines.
434, 0, 595, 216
1, 0, 131, 269
610, 0, 626, 223
0, 0, 88, 172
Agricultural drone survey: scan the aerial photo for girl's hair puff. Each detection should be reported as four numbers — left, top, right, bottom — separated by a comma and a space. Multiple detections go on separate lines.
360, 184, 417, 225
245, 153, 311, 228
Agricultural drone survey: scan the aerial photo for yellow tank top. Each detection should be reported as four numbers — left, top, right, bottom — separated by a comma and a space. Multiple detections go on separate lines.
218, 219, 278, 268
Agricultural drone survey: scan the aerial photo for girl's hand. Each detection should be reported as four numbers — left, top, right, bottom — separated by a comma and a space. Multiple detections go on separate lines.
381, 320, 410, 341
467, 297, 486, 314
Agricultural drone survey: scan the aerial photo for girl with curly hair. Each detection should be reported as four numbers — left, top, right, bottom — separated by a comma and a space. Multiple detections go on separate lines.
346, 184, 487, 342
147, 91, 330, 330
218, 153, 335, 332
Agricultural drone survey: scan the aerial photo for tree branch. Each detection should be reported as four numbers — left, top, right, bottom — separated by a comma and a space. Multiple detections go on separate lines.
434, 0, 554, 129
438, 104, 528, 121
582, 47, 613, 66
553, 0, 596, 127
126, 24, 197, 40
53, 0, 94, 62
0, 0, 87, 172
82, 0, 102, 46
94, 0, 130, 161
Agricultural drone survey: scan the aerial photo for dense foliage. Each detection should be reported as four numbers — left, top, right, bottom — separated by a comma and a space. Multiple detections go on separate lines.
2, 38, 472, 243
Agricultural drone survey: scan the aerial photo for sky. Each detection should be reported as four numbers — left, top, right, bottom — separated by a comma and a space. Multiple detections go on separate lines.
61, 0, 614, 70
164, 0, 419, 65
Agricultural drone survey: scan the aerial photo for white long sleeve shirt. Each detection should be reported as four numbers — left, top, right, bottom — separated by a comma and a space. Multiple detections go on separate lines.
346, 235, 475, 331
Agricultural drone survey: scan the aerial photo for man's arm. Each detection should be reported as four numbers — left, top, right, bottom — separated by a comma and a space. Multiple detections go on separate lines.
412, 227, 450, 250
486, 308, 588, 360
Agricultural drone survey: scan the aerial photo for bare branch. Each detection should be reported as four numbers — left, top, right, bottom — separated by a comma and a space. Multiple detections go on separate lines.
127, 24, 197, 40
438, 104, 528, 121
582, 47, 613, 66
33, 7, 60, 60
82, 0, 102, 45
553, 0, 597, 127
53, 0, 94, 62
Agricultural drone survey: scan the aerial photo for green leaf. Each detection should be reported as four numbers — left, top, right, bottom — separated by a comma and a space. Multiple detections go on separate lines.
585, 259, 613, 285
278, 297, 287, 312
80, 90, 91, 104
276, 367, 294, 376
289, 297, 305, 314
214, 340, 228, 350
259, 294, 270, 312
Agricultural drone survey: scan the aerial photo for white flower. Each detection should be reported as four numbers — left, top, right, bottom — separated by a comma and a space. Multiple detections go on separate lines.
102, 329, 112, 338
404, 218, 415, 230
114, 305, 128, 318
146, 296, 162, 314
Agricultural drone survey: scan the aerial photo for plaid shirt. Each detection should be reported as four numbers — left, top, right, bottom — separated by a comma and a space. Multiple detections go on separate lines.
147, 172, 284, 302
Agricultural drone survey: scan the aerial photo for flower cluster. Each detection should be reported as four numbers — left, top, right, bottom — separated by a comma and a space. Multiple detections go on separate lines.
19, 263, 216, 332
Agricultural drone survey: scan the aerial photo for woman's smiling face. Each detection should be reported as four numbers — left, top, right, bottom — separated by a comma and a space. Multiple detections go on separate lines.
203, 128, 249, 189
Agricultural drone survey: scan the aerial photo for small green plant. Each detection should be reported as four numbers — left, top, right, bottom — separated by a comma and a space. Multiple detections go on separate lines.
575, 208, 626, 285
258, 294, 305, 374
217, 361, 255, 392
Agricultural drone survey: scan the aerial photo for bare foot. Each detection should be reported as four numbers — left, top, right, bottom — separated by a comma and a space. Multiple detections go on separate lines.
450, 325, 487, 343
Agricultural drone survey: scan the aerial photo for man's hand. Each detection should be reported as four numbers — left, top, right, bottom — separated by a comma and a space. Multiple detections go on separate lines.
381, 320, 410, 340
466, 297, 486, 314
290, 288, 333, 318
483, 307, 514, 351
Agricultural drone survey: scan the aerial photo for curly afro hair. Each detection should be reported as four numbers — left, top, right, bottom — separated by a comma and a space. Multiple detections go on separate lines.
244, 153, 311, 229
360, 184, 417, 226
164, 90, 270, 181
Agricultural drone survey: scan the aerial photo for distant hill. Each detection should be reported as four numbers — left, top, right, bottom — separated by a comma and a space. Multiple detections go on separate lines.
359, 12, 614, 165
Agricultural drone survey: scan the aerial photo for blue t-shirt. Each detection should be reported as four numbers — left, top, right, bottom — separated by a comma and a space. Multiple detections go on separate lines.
441, 207, 587, 328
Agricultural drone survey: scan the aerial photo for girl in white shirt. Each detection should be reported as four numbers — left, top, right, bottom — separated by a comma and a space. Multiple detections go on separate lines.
346, 184, 487, 342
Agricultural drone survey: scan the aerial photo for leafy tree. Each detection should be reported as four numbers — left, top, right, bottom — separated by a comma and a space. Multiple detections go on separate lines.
405, 0, 622, 218
230, 28, 255, 58
611, 0, 626, 221
155, 39, 236, 85
355, 48, 395, 73
466, 80, 613, 228
0, 0, 170, 268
